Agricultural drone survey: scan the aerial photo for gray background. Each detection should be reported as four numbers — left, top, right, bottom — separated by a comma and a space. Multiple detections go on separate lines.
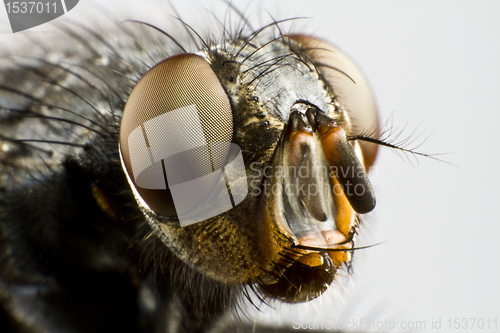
1, 0, 499, 331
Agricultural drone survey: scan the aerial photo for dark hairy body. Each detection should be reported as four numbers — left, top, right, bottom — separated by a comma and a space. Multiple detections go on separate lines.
0, 23, 222, 333
0, 5, 384, 333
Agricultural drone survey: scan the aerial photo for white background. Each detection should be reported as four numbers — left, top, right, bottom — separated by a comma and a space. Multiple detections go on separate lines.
1, 1, 499, 332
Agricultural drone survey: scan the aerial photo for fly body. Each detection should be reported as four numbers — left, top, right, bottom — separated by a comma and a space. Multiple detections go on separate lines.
0, 5, 383, 332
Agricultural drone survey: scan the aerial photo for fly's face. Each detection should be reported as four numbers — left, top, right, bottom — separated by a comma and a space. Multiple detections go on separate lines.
119, 30, 379, 303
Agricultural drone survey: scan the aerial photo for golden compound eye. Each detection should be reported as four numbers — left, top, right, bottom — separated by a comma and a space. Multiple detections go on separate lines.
288, 35, 380, 170
119, 54, 244, 224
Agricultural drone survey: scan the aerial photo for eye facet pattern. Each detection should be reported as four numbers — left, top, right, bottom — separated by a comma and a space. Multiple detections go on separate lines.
119, 53, 247, 225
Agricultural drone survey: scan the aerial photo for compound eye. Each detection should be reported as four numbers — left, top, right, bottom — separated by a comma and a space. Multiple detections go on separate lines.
119, 54, 234, 219
288, 35, 379, 170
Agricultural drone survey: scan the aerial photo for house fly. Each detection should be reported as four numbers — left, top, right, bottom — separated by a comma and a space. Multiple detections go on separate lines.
0, 2, 404, 332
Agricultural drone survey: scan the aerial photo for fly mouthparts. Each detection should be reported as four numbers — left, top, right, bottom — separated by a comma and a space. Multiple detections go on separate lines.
287, 108, 376, 215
